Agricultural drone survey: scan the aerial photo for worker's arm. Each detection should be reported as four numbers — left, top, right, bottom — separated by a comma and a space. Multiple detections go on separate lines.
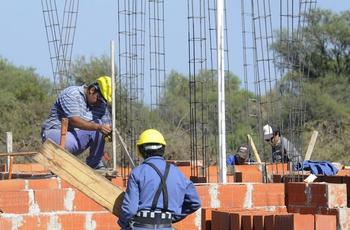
118, 172, 139, 229
69, 116, 112, 135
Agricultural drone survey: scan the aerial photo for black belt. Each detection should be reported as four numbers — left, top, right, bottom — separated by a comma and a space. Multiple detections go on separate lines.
134, 210, 172, 225
132, 222, 172, 229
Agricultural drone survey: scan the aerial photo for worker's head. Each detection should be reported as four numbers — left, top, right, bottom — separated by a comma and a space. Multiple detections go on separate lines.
137, 129, 166, 159
87, 76, 112, 106
235, 144, 249, 164
263, 124, 280, 146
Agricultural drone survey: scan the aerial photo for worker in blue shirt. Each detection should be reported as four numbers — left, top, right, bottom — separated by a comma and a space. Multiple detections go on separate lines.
226, 144, 253, 165
41, 76, 112, 169
118, 129, 201, 230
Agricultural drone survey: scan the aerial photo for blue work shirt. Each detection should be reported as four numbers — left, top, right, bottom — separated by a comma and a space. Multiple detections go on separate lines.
41, 85, 111, 132
118, 156, 201, 229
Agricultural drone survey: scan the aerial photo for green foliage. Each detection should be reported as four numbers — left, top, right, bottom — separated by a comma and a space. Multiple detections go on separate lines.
70, 55, 112, 85
0, 58, 54, 153
273, 8, 350, 78
272, 9, 350, 163
158, 70, 255, 160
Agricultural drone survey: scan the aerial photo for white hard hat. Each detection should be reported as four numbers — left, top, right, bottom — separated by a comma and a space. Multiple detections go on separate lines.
263, 124, 273, 141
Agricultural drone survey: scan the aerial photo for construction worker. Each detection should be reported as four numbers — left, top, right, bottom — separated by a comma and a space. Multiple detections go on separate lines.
226, 144, 253, 165
263, 124, 302, 165
118, 129, 201, 230
41, 76, 112, 169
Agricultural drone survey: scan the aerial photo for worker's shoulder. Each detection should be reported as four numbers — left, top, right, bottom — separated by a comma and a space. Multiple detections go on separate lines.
59, 85, 84, 97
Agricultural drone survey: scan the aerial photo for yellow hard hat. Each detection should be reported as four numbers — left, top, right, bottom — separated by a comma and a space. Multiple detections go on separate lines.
137, 129, 167, 146
96, 76, 112, 103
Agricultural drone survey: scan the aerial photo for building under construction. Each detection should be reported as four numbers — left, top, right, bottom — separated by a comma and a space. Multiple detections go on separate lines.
0, 0, 349, 229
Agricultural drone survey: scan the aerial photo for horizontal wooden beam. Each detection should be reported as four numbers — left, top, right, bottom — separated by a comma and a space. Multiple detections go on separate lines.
0, 152, 37, 157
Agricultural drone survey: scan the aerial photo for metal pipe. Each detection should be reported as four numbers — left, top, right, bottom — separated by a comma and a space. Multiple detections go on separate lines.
217, 0, 227, 183
111, 40, 117, 171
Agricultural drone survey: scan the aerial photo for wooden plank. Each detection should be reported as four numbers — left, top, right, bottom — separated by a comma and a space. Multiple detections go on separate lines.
304, 130, 318, 161
0, 152, 37, 157
60, 118, 69, 148
247, 134, 262, 163
34, 139, 124, 216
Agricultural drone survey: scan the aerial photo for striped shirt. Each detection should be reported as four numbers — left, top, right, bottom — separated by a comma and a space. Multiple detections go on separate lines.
42, 85, 111, 131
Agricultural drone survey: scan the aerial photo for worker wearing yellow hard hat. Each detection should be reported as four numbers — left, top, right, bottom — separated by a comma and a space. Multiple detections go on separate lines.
95, 75, 112, 104
41, 75, 112, 170
118, 129, 201, 229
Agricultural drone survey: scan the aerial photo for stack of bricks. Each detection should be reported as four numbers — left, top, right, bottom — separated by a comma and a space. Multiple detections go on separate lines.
0, 177, 119, 229
173, 182, 286, 229
287, 182, 349, 230
0, 163, 349, 229
209, 211, 336, 230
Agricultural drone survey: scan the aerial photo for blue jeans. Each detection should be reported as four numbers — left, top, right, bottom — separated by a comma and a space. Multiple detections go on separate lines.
41, 122, 105, 169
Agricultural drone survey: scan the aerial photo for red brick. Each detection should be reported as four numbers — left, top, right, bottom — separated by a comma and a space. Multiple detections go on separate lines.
211, 210, 230, 230
253, 215, 264, 230
308, 184, 328, 207
286, 183, 307, 206
252, 183, 285, 207
264, 215, 275, 230
34, 189, 66, 212
235, 165, 261, 173
201, 208, 212, 230
230, 213, 240, 230
0, 217, 12, 229
0, 179, 25, 191
28, 178, 60, 190
59, 213, 86, 229
337, 208, 350, 230
195, 184, 211, 208
59, 179, 76, 189
173, 211, 199, 230
266, 163, 288, 175
314, 214, 336, 230
275, 214, 314, 230
327, 183, 347, 208
12, 163, 48, 173
235, 171, 262, 183
20, 215, 50, 230
241, 215, 252, 230
275, 214, 293, 230
92, 212, 120, 229
0, 191, 29, 213
73, 190, 106, 211
111, 177, 124, 188
293, 213, 314, 230
287, 183, 347, 209
217, 184, 247, 208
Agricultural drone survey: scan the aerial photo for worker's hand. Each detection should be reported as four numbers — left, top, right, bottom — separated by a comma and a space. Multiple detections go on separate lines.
98, 124, 112, 136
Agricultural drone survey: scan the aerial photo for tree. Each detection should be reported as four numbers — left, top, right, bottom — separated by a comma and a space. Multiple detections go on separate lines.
0, 57, 54, 154
272, 9, 350, 163
273, 9, 350, 79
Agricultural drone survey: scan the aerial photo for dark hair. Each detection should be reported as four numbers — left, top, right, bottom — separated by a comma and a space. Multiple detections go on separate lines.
88, 82, 100, 91
138, 143, 165, 159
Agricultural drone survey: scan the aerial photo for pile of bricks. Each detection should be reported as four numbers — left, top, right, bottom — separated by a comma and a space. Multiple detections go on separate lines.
0, 163, 348, 229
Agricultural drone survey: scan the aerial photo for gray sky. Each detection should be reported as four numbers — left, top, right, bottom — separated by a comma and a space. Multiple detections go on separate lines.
0, 1, 348, 85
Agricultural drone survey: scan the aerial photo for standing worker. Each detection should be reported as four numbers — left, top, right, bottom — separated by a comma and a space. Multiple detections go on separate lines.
41, 76, 112, 170
118, 129, 201, 230
263, 124, 302, 165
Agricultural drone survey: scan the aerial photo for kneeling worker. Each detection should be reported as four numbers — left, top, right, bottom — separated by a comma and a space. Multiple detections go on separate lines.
41, 76, 112, 170
118, 129, 201, 230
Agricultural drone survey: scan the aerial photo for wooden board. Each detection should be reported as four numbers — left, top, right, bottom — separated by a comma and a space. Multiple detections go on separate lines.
247, 134, 262, 163
304, 130, 318, 161
34, 139, 124, 216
